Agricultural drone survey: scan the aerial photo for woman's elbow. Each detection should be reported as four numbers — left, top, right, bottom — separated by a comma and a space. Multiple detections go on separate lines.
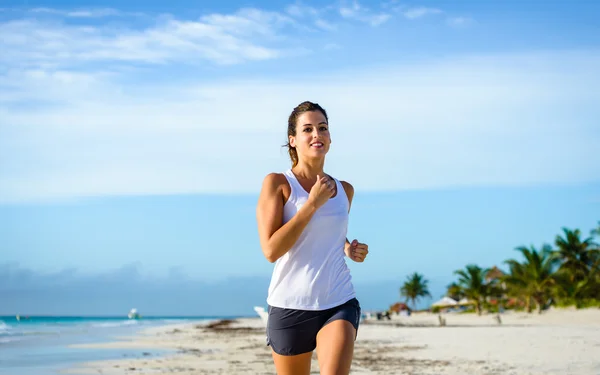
263, 249, 278, 263
261, 246, 281, 263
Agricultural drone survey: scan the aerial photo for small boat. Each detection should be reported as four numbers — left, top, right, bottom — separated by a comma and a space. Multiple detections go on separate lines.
253, 306, 268, 325
127, 308, 141, 319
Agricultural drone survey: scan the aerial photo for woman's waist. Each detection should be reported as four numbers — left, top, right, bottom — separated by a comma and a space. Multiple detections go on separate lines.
272, 251, 349, 279
289, 231, 346, 253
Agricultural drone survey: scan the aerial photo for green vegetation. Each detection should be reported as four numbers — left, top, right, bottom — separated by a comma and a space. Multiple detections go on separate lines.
400, 272, 431, 309
453, 264, 495, 315
400, 272, 431, 310
399, 221, 600, 314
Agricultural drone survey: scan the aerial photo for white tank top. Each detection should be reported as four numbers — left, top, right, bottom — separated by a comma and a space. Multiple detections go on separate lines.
266, 169, 356, 310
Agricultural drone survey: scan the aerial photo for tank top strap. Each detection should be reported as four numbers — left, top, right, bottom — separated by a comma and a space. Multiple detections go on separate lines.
332, 176, 344, 194
283, 169, 347, 201
282, 169, 305, 201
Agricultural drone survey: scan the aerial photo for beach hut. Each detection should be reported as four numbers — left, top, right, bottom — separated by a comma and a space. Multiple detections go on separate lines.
485, 266, 505, 282
389, 302, 411, 316
432, 296, 458, 307
431, 297, 459, 313
389, 302, 411, 313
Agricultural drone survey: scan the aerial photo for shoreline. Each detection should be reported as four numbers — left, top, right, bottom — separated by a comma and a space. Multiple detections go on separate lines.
0, 317, 212, 375
63, 308, 600, 375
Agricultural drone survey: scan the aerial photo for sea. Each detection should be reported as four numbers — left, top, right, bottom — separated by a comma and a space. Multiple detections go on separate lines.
0, 314, 235, 375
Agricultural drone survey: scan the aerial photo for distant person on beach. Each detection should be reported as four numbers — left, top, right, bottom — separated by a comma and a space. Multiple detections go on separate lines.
256, 101, 369, 375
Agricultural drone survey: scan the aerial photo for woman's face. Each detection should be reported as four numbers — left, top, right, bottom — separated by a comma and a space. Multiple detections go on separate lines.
289, 110, 331, 160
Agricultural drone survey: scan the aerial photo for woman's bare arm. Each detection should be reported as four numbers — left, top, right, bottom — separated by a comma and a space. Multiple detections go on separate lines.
256, 173, 318, 263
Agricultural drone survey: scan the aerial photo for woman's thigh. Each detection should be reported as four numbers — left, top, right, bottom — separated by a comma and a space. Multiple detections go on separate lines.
315, 320, 356, 375
315, 299, 361, 375
271, 350, 313, 375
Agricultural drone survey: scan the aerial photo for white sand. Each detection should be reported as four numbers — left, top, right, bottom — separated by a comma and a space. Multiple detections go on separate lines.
64, 308, 600, 375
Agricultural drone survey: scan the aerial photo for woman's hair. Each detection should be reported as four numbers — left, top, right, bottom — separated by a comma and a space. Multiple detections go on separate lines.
285, 101, 329, 167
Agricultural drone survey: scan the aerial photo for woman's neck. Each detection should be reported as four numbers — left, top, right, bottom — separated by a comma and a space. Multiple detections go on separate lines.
292, 159, 326, 180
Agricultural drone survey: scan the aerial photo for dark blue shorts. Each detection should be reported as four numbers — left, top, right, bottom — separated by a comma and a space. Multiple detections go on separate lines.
266, 298, 361, 356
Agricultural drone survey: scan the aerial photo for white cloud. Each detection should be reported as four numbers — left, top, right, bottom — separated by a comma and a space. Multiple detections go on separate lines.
315, 18, 337, 31
1, 5, 598, 203
30, 7, 124, 18
447, 16, 473, 27
0, 3, 460, 73
285, 3, 340, 32
0, 12, 298, 68
199, 8, 297, 38
339, 1, 391, 27
400, 7, 443, 19
2, 2, 423, 70
387, 4, 470, 24
286, 3, 320, 18
1, 49, 599, 203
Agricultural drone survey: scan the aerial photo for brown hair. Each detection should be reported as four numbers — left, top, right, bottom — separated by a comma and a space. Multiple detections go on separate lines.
285, 101, 329, 167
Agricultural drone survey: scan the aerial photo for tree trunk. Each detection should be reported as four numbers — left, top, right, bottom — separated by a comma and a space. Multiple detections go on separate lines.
526, 297, 533, 313
534, 296, 544, 314
476, 301, 482, 315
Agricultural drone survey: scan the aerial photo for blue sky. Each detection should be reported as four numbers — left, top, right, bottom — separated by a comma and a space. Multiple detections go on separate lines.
1, 0, 599, 316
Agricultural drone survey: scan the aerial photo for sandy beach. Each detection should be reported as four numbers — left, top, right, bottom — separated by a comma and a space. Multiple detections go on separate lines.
64, 308, 600, 375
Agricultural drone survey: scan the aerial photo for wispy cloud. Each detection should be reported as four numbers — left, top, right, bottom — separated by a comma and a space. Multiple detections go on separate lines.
339, 1, 391, 26
3, 2, 445, 69
315, 18, 337, 31
286, 3, 320, 18
1, 4, 598, 203
199, 8, 297, 37
1, 2, 464, 71
29, 7, 124, 18
398, 6, 443, 19
0, 10, 300, 68
384, 3, 469, 25
1, 50, 599, 203
1, 6, 146, 18
447, 16, 474, 27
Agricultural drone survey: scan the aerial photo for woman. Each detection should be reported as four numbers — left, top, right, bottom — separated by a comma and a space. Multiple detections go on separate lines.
256, 101, 369, 375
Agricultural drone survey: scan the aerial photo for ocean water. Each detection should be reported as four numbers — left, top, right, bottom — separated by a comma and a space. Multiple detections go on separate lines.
0, 315, 230, 375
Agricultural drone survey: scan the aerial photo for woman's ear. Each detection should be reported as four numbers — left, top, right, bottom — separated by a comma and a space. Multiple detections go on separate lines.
289, 135, 296, 148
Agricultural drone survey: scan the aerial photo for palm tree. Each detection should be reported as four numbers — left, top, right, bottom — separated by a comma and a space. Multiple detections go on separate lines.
553, 228, 599, 283
504, 244, 557, 313
446, 282, 464, 301
400, 272, 431, 310
553, 260, 600, 304
588, 222, 600, 300
589, 256, 600, 300
454, 264, 489, 315
591, 221, 600, 238
503, 258, 532, 311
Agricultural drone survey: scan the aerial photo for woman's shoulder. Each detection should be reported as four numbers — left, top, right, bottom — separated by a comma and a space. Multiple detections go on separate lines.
261, 172, 291, 198
262, 172, 289, 186
340, 180, 354, 195
339, 180, 354, 204
339, 180, 353, 191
